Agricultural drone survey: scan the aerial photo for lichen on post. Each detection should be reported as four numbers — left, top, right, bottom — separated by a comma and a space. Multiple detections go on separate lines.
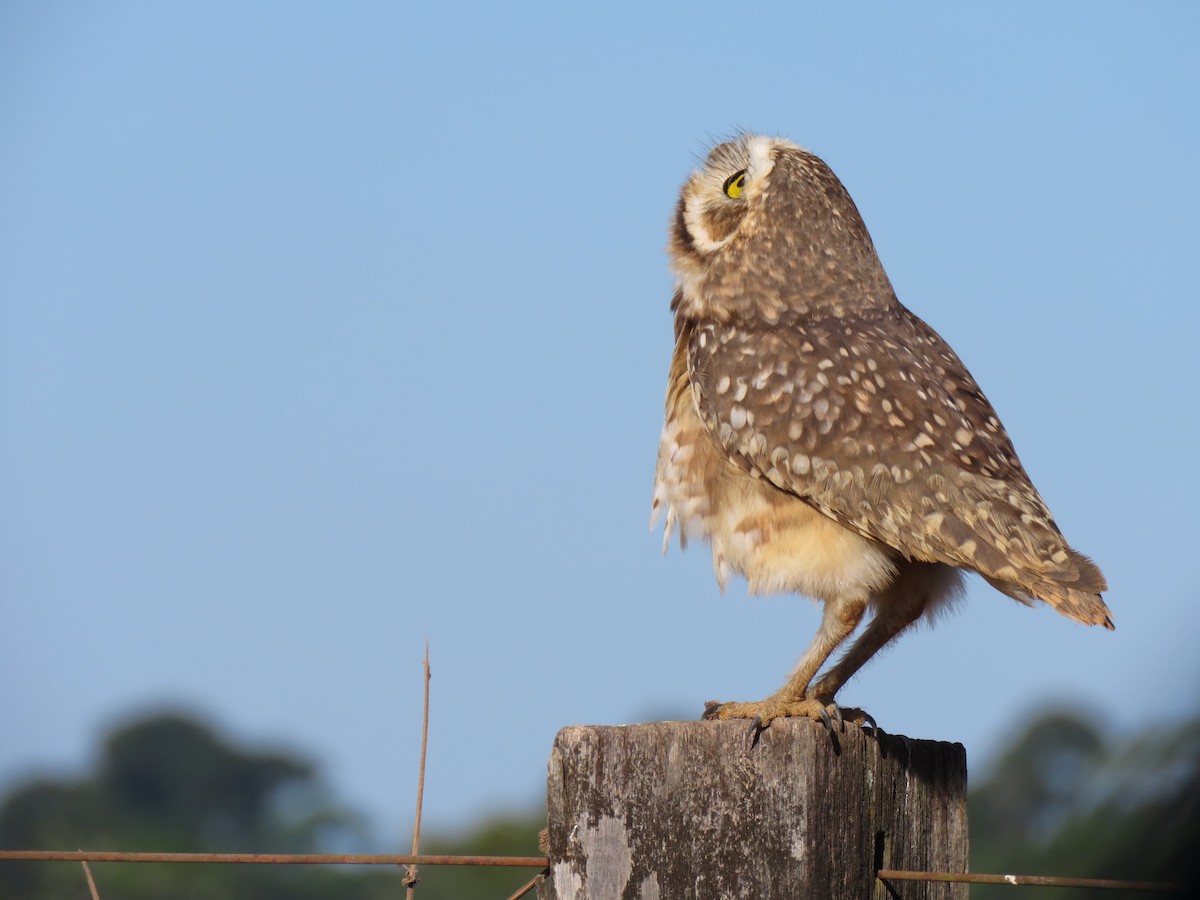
538, 719, 967, 899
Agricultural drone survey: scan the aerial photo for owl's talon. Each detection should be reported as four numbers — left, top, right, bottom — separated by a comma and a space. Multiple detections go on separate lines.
746, 716, 767, 746
822, 704, 876, 731
818, 707, 834, 732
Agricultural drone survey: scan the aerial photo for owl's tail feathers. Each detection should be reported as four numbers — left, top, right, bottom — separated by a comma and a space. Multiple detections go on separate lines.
983, 549, 1114, 630
1035, 582, 1114, 630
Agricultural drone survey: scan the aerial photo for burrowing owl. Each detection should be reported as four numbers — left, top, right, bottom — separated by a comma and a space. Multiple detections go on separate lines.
652, 134, 1111, 729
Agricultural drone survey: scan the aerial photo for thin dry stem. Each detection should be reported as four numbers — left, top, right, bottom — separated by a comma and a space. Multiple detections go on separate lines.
506, 869, 549, 900
80, 857, 101, 900
403, 641, 432, 898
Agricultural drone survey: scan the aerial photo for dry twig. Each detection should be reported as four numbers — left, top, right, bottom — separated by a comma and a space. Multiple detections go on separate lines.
80, 856, 101, 900
505, 869, 549, 900
403, 641, 432, 897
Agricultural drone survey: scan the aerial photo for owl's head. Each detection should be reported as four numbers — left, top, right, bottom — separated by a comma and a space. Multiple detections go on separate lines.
669, 134, 892, 321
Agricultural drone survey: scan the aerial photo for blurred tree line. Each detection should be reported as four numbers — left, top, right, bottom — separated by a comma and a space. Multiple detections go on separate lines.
968, 708, 1197, 897
0, 713, 545, 899
1, 707, 1195, 898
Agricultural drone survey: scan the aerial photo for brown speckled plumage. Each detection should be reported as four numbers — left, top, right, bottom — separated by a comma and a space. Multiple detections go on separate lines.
652, 135, 1110, 728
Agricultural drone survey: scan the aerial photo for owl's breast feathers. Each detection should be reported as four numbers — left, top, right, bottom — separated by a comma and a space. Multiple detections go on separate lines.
682, 303, 1112, 628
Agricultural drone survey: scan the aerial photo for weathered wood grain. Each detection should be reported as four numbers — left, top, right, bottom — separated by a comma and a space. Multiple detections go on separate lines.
538, 718, 967, 899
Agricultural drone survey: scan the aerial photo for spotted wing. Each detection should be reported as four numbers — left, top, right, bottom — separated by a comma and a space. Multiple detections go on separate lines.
687, 304, 1108, 612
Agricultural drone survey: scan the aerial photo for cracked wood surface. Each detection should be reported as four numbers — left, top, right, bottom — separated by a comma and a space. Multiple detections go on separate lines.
539, 719, 967, 900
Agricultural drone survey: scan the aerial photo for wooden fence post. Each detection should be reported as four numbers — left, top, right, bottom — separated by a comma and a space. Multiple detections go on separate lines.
538, 718, 967, 899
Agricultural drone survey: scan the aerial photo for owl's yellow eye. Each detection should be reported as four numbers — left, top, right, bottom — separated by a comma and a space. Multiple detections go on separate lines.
723, 170, 747, 199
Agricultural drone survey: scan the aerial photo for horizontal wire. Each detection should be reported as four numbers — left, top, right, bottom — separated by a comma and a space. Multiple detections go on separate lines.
877, 868, 1184, 892
1, 850, 1184, 891
0, 850, 549, 868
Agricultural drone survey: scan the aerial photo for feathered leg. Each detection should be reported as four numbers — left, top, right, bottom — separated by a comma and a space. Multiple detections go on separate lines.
704, 594, 867, 727
809, 562, 963, 719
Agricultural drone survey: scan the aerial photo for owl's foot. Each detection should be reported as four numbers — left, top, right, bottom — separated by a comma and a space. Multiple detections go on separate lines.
703, 699, 877, 736
702, 698, 874, 733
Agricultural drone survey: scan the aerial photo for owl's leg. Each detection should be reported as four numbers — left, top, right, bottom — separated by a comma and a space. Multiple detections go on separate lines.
703, 594, 867, 727
808, 562, 959, 720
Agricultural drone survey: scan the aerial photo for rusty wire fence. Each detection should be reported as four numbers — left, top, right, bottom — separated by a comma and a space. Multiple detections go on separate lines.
0, 848, 1187, 896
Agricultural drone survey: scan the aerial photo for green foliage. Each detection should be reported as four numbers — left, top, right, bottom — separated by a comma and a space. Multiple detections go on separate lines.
0, 710, 547, 899
968, 708, 1200, 897
0, 711, 378, 898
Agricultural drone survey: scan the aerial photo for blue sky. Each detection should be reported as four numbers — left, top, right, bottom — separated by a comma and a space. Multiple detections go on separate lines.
3, 2, 1198, 840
